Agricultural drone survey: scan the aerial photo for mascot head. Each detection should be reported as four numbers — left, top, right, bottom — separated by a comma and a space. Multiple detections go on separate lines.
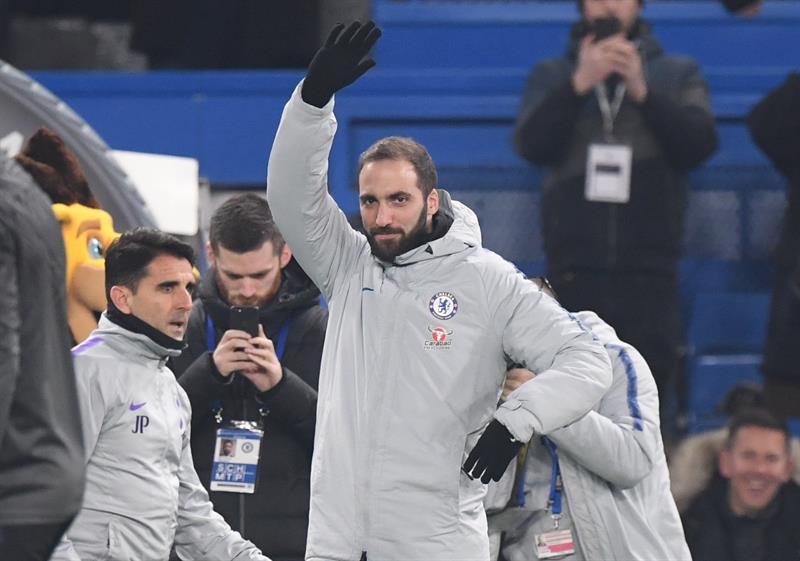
16, 128, 120, 344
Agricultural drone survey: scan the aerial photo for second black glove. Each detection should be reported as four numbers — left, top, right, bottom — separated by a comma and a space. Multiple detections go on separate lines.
462, 419, 524, 484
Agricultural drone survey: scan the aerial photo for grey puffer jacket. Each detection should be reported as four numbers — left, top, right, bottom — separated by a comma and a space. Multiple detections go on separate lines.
487, 312, 690, 561
267, 82, 612, 561
51, 315, 270, 561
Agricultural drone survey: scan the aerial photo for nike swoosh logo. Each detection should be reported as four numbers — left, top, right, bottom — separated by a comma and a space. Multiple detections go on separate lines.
362, 287, 375, 292
129, 401, 147, 411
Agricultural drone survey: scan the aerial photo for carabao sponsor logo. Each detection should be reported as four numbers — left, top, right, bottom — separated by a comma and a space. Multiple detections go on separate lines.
425, 325, 454, 350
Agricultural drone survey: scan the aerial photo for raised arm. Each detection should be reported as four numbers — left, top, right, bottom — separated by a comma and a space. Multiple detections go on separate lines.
266, 22, 381, 300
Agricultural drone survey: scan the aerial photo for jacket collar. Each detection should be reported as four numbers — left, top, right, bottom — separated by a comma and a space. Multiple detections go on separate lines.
389, 190, 482, 267
94, 313, 184, 360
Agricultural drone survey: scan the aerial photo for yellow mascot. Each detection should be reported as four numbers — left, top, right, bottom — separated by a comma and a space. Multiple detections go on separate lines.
16, 128, 120, 344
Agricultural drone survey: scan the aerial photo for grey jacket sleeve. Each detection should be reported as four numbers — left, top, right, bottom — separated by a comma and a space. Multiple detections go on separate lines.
266, 80, 368, 302
0, 228, 20, 447
491, 271, 612, 440
546, 341, 660, 489
173, 403, 271, 561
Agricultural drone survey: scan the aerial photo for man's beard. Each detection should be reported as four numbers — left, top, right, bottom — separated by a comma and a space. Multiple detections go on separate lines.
366, 205, 430, 262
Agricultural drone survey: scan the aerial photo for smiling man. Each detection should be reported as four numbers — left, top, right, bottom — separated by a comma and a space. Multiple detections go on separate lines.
683, 408, 800, 561
52, 228, 271, 561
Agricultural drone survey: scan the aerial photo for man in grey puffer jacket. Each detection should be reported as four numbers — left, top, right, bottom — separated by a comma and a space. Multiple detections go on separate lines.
268, 21, 612, 561
51, 229, 271, 561
486, 280, 690, 561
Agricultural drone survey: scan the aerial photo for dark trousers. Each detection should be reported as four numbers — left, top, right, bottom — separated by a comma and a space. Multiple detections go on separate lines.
550, 270, 684, 433
0, 520, 72, 561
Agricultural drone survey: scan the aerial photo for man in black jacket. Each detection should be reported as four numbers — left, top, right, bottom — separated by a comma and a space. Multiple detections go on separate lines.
683, 408, 800, 561
747, 73, 800, 418
170, 193, 327, 561
513, 0, 718, 426
0, 153, 85, 559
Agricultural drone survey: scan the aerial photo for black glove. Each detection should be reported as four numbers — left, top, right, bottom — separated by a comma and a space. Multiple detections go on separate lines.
462, 420, 524, 484
301, 20, 382, 108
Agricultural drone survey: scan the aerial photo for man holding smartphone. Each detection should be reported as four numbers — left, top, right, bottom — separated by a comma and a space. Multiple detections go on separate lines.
170, 194, 327, 561
513, 0, 718, 433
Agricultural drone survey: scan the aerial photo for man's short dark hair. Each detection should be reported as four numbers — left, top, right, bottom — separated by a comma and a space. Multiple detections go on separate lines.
357, 136, 438, 199
724, 407, 790, 452
209, 193, 285, 254
105, 228, 195, 299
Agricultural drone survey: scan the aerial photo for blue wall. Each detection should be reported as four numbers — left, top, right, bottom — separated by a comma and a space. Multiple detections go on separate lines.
29, 1, 799, 278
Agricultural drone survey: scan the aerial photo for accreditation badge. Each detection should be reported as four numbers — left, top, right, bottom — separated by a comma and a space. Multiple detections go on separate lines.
210, 421, 263, 494
534, 528, 576, 559
585, 143, 632, 204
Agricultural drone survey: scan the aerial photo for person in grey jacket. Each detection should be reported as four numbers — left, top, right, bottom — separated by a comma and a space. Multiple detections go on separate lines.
267, 21, 612, 561
51, 229, 271, 561
486, 280, 690, 561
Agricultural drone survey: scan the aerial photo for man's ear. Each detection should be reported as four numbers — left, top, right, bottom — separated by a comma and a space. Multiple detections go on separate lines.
205, 242, 216, 268
719, 449, 732, 479
110, 285, 132, 314
279, 243, 292, 269
427, 188, 440, 217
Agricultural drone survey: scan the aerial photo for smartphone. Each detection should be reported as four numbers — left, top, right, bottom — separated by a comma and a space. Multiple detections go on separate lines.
591, 16, 622, 42
229, 306, 259, 337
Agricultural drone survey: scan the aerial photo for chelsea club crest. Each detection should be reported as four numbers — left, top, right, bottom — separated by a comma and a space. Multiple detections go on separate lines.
429, 291, 458, 320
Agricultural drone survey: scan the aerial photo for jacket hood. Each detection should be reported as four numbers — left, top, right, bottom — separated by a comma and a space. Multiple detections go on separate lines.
392, 189, 482, 266
92, 313, 183, 360
566, 18, 663, 62
572, 310, 619, 342
198, 257, 321, 331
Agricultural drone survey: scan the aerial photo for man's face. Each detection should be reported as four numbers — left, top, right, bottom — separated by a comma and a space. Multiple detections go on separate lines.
113, 254, 195, 340
720, 426, 793, 516
583, 0, 641, 33
359, 159, 439, 262
207, 241, 290, 308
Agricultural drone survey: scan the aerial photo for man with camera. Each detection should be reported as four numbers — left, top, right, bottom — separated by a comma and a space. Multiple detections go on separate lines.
170, 194, 327, 561
513, 0, 718, 429
52, 228, 270, 561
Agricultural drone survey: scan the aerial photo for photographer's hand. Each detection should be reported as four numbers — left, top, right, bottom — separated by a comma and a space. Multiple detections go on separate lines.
302, 20, 383, 108
572, 35, 617, 95
240, 325, 284, 392
606, 37, 648, 103
213, 329, 257, 377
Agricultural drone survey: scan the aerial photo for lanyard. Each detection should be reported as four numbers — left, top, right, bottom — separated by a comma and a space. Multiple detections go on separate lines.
594, 81, 626, 140
542, 436, 563, 529
206, 315, 292, 359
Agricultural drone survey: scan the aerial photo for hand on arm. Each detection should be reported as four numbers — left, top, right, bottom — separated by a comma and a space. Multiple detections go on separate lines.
501, 367, 536, 401
301, 20, 382, 108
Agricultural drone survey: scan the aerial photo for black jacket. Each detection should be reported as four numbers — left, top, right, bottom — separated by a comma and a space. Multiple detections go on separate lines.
170, 259, 327, 561
0, 154, 85, 525
748, 72, 800, 382
683, 477, 800, 561
514, 20, 718, 276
